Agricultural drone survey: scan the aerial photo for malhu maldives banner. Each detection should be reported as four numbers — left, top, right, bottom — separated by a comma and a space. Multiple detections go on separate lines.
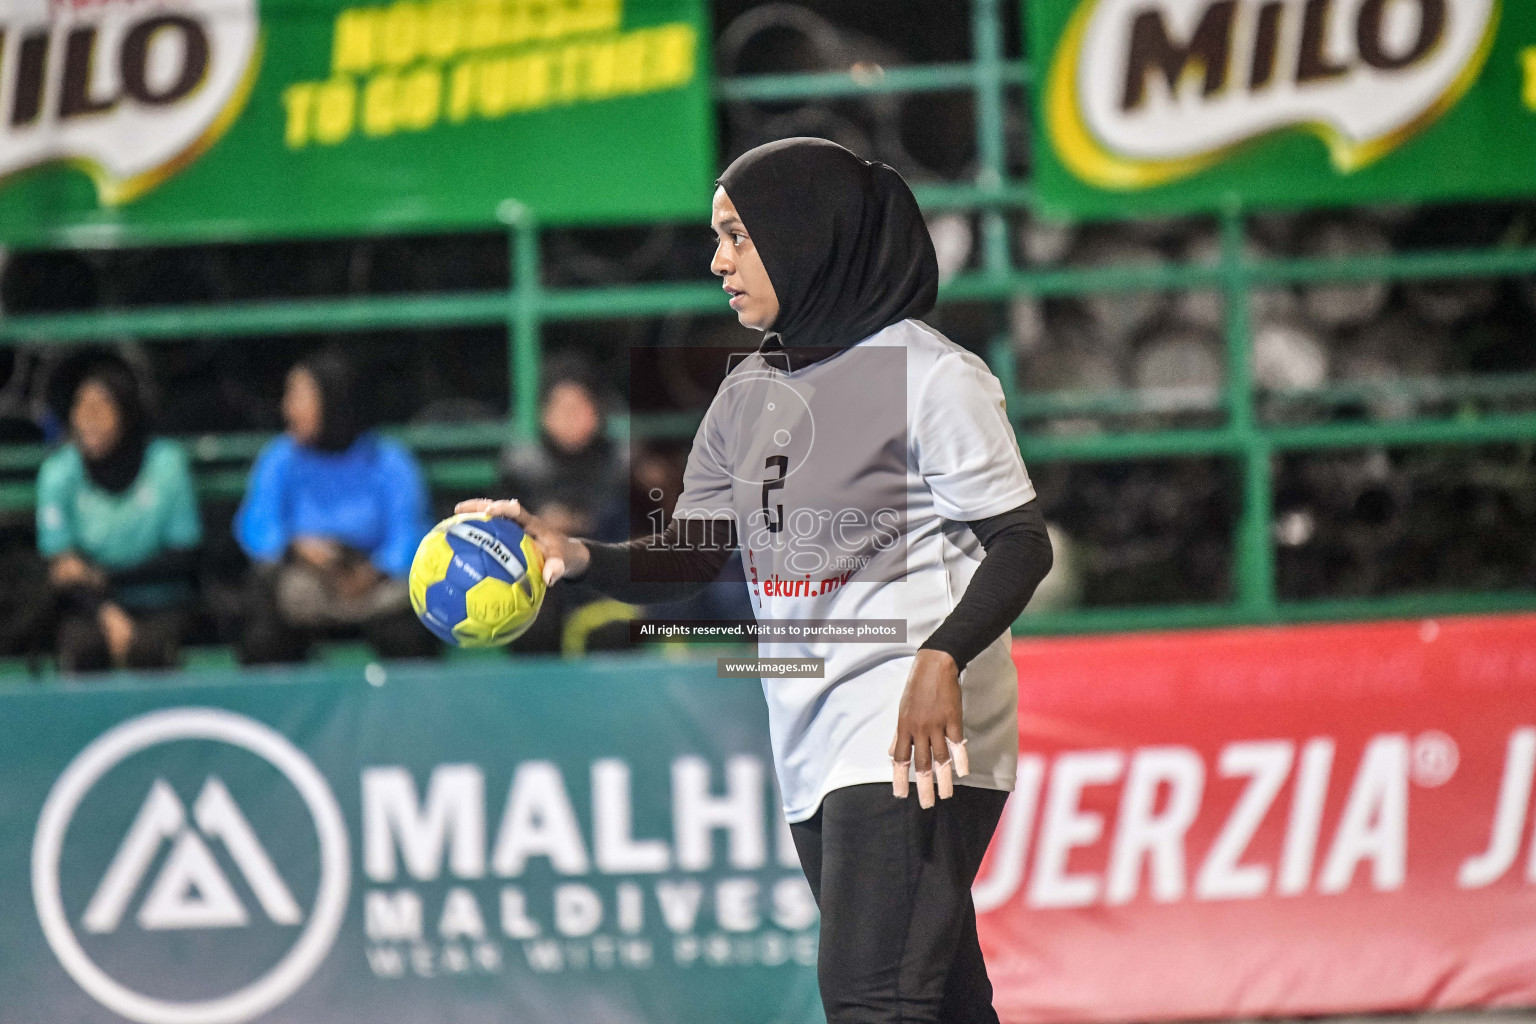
3, 657, 822, 1024
0, 0, 715, 246
5, 618, 1536, 1023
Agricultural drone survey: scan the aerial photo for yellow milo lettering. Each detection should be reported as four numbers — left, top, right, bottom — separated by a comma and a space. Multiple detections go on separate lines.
497, 0, 601, 49
447, 61, 476, 121
611, 33, 645, 94
551, 42, 585, 104
582, 38, 617, 99
497, 2, 536, 48
1523, 47, 1536, 112
299, 7, 697, 145
422, 0, 468, 61
379, 1, 424, 67
490, 53, 550, 113
362, 72, 399, 136
330, 0, 631, 81
315, 78, 359, 144
281, 83, 317, 148
528, 0, 572, 44
557, 35, 649, 105
468, 0, 508, 52
521, 52, 552, 109
568, 0, 621, 36
482, 52, 546, 114
538, 0, 572, 44
400, 67, 444, 129
647, 24, 695, 89
332, 8, 378, 75
476, 57, 514, 118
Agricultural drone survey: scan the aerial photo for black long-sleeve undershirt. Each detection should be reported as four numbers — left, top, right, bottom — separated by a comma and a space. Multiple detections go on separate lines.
917, 500, 1052, 669
578, 517, 736, 605
574, 499, 1052, 668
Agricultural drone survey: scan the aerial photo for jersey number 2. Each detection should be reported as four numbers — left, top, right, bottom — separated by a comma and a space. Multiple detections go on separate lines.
762, 455, 788, 534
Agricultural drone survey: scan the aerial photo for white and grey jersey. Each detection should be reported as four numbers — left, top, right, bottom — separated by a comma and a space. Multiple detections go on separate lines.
674, 319, 1036, 822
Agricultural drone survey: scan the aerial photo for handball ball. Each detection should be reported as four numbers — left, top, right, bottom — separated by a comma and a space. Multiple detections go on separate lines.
409, 512, 546, 647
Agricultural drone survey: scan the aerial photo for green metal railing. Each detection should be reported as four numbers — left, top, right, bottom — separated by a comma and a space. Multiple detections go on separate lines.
3, 0, 1535, 638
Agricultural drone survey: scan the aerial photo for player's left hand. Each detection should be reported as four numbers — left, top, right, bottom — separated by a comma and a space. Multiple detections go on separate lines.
889, 649, 970, 809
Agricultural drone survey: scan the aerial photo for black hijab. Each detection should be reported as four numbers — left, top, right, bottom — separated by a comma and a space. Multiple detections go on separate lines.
76, 361, 148, 494
716, 138, 938, 368
298, 347, 363, 453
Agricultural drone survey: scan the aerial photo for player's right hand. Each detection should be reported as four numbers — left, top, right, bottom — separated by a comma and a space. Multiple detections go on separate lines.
889, 649, 970, 809
454, 498, 591, 587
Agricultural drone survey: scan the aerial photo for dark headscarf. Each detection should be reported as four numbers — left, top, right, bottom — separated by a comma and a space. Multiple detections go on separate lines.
716, 138, 938, 366
297, 347, 363, 453
75, 361, 148, 494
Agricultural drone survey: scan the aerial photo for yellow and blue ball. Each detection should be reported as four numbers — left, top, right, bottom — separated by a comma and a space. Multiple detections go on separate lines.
409, 512, 546, 647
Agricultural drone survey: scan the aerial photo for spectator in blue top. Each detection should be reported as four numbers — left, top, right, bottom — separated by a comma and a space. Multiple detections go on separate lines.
36, 360, 201, 672
235, 347, 438, 663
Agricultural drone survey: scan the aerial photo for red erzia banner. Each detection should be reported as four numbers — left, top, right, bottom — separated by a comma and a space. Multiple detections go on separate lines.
983, 614, 1536, 1022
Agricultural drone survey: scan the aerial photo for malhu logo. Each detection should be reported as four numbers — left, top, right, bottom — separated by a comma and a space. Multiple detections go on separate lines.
1045, 0, 1500, 189
82, 777, 302, 934
32, 708, 350, 1024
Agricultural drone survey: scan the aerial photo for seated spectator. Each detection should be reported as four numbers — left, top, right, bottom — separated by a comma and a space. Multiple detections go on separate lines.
235, 348, 438, 663
497, 358, 631, 653
35, 360, 201, 672
498, 358, 629, 542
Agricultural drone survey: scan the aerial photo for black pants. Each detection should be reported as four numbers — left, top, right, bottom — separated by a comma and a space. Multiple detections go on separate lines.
236, 568, 440, 665
56, 609, 184, 673
790, 783, 1009, 1024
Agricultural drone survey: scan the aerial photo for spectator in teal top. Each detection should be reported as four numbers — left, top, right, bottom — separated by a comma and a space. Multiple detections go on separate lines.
234, 347, 439, 664
36, 360, 201, 672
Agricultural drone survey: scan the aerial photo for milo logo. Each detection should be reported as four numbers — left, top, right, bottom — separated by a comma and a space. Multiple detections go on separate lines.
1045, 0, 1500, 189
0, 0, 261, 204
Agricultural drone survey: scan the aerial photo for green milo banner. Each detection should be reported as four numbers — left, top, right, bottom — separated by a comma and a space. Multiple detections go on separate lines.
0, 0, 714, 246
0, 659, 823, 1024
1027, 0, 1536, 219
